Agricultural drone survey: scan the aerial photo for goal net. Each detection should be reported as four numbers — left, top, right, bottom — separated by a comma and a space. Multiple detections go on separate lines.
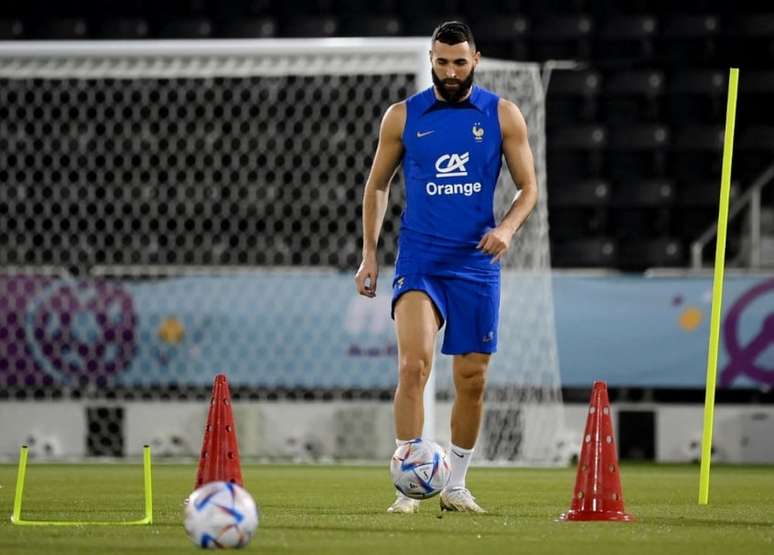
0, 39, 563, 464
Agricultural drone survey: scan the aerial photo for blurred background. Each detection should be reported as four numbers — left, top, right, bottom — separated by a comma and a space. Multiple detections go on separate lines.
0, 0, 773, 466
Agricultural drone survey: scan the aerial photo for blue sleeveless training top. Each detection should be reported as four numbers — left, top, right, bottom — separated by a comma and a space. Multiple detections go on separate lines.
397, 84, 503, 278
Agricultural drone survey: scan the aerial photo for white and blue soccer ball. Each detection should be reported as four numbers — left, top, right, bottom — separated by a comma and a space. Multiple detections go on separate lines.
184, 481, 259, 549
390, 438, 450, 499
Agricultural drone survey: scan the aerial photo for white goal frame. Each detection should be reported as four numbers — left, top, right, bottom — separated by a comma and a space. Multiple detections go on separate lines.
0, 38, 559, 463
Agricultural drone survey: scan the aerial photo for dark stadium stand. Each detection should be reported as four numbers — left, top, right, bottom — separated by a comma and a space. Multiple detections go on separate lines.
0, 19, 24, 40
217, 18, 277, 39
94, 18, 151, 39
658, 14, 720, 67
547, 178, 611, 253
340, 15, 402, 37
157, 17, 214, 38
596, 14, 658, 65
532, 15, 594, 60
0, 0, 770, 270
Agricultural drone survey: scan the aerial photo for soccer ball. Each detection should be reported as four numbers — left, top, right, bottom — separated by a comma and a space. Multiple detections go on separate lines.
390, 438, 450, 499
184, 481, 259, 549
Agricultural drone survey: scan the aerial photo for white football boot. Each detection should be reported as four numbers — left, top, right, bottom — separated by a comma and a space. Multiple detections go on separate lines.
386, 492, 420, 513
439, 487, 486, 513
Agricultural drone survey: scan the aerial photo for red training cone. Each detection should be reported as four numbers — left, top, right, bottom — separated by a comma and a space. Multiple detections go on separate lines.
195, 373, 244, 488
560, 381, 635, 522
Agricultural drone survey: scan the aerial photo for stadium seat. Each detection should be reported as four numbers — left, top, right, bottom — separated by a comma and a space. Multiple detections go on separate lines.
340, 15, 402, 36
606, 124, 670, 181
659, 15, 720, 67
723, 14, 774, 68
218, 18, 277, 38
335, 0, 399, 15
0, 19, 24, 40
546, 69, 602, 126
551, 124, 607, 150
471, 14, 529, 59
666, 69, 727, 125
282, 16, 339, 37
617, 237, 684, 270
674, 179, 730, 242
94, 18, 150, 39
677, 179, 726, 208
602, 69, 665, 124
611, 178, 675, 240
551, 237, 617, 267
207, 0, 259, 19
460, 0, 527, 15
31, 18, 88, 39
548, 179, 611, 239
733, 12, 774, 36
737, 70, 774, 126
671, 125, 724, 181
270, 0, 336, 17
158, 18, 214, 38
529, 0, 593, 18
596, 15, 658, 64
547, 124, 607, 181
397, 0, 464, 18
736, 126, 774, 180
532, 15, 594, 60
614, 178, 675, 207
548, 178, 611, 207
404, 14, 468, 37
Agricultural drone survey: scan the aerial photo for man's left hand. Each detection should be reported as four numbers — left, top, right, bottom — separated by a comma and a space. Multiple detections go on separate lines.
477, 226, 514, 263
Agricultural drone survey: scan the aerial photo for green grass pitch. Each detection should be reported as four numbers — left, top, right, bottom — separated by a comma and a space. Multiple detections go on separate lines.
1, 463, 772, 554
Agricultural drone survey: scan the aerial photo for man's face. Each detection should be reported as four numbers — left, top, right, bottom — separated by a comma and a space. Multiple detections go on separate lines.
430, 40, 480, 102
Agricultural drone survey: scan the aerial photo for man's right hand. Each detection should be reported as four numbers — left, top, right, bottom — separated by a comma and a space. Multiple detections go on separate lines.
354, 254, 379, 298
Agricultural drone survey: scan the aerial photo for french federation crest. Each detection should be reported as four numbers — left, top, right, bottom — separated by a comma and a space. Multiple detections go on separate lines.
472, 123, 484, 142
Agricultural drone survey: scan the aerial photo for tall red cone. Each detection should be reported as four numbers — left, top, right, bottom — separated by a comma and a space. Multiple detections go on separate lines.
560, 381, 635, 522
195, 373, 244, 488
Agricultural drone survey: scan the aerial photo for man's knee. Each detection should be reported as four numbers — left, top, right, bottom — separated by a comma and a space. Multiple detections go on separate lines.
398, 354, 432, 392
455, 354, 489, 400
458, 371, 486, 400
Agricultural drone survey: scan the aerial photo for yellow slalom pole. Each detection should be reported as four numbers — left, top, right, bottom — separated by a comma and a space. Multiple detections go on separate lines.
10, 445, 29, 524
699, 67, 739, 505
142, 444, 154, 524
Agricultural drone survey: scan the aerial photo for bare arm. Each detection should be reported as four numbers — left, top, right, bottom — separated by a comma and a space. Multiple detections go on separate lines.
355, 102, 406, 297
477, 99, 539, 262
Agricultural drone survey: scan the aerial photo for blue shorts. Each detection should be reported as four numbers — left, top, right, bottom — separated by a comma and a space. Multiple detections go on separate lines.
391, 273, 500, 355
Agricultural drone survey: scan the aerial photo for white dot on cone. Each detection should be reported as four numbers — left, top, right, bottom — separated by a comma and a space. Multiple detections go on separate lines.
603, 406, 610, 415
589, 406, 596, 414
585, 434, 591, 443
606, 435, 613, 443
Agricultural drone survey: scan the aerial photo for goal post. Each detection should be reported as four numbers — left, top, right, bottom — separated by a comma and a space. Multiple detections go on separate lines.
0, 38, 562, 465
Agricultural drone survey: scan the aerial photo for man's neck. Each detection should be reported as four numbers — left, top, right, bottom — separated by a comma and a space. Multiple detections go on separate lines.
433, 85, 473, 103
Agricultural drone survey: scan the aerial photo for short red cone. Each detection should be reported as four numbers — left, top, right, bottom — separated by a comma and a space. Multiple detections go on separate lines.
560, 381, 635, 522
194, 373, 244, 488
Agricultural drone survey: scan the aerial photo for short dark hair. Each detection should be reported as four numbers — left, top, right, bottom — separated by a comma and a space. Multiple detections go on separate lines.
431, 21, 475, 50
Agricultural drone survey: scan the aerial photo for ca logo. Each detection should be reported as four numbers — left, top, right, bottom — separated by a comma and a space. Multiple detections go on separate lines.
434, 152, 470, 178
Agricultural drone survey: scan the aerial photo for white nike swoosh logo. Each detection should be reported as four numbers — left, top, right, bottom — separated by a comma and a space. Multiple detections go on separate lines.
416, 131, 435, 138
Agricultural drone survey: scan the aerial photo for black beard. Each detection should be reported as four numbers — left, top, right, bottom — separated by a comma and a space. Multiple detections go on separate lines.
431, 67, 475, 103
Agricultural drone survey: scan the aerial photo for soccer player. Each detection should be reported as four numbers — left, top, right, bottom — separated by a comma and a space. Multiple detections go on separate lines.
354, 21, 538, 513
